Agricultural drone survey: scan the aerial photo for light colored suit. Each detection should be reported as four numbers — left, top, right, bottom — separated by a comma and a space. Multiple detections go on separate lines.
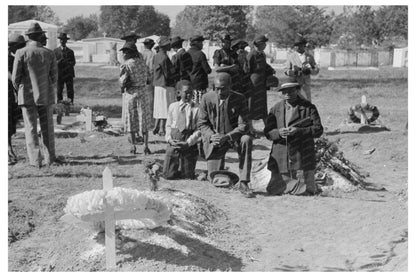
12, 40, 58, 166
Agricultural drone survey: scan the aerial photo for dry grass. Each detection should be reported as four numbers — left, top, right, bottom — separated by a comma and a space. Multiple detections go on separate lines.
8, 64, 408, 271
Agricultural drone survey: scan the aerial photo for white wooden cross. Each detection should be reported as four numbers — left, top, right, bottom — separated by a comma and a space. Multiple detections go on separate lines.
100, 167, 163, 270
62, 167, 171, 270
360, 95, 368, 124
103, 167, 116, 269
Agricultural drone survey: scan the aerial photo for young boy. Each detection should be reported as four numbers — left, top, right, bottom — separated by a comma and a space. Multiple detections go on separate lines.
163, 80, 201, 179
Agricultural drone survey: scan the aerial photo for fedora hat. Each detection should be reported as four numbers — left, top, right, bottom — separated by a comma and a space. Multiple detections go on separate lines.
210, 170, 239, 187
119, 41, 138, 52
58, 33, 69, 40
8, 33, 26, 46
170, 36, 185, 47
253, 34, 268, 43
143, 38, 155, 45
121, 32, 140, 40
25, 22, 46, 35
189, 35, 205, 43
231, 39, 248, 49
158, 36, 171, 47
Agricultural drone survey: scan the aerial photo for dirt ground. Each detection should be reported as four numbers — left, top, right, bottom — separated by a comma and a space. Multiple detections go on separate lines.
8, 66, 408, 272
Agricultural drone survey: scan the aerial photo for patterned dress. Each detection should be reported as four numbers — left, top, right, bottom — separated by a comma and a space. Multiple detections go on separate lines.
120, 57, 154, 133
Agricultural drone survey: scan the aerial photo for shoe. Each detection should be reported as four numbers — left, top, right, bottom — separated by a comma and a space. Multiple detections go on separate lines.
239, 182, 255, 198
158, 131, 165, 137
144, 147, 152, 155
152, 128, 159, 135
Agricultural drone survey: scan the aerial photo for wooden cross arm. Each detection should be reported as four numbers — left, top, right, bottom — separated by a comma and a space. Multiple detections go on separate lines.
79, 209, 170, 222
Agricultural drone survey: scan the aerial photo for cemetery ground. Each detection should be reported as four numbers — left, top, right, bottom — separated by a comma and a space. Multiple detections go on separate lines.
8, 65, 408, 271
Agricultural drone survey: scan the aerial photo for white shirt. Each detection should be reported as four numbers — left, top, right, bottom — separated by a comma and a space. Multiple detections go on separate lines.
165, 100, 201, 146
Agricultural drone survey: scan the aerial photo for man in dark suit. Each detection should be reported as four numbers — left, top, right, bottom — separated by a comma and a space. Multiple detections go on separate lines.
54, 33, 76, 104
187, 35, 212, 104
198, 72, 254, 198
264, 80, 323, 196
171, 36, 192, 84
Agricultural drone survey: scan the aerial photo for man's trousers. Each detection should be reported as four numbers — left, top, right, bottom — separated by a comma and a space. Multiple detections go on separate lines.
57, 78, 74, 103
21, 105, 55, 166
207, 135, 252, 183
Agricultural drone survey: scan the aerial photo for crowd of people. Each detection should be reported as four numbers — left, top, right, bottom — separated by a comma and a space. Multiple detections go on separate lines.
8, 22, 323, 198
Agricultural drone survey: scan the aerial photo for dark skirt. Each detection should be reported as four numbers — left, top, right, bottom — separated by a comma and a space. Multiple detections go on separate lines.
248, 84, 268, 120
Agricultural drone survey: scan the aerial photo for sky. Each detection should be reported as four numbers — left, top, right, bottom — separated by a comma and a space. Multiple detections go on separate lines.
49, 5, 346, 26
50, 5, 185, 26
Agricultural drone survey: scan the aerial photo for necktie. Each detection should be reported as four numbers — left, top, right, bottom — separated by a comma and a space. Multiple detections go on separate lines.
177, 103, 187, 132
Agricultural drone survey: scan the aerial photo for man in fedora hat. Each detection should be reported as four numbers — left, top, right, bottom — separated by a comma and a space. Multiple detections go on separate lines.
152, 36, 176, 137
187, 35, 212, 104
264, 78, 323, 196
54, 33, 76, 104
171, 36, 192, 85
285, 36, 319, 102
246, 34, 275, 136
12, 22, 58, 167
8, 33, 26, 165
198, 72, 254, 198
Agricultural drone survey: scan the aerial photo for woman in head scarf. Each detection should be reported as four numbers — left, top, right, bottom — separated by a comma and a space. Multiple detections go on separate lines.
119, 41, 154, 155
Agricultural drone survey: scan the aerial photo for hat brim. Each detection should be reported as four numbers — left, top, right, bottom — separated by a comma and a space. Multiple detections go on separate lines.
25, 30, 46, 35
121, 35, 140, 40
210, 170, 239, 186
277, 83, 300, 91
231, 41, 248, 48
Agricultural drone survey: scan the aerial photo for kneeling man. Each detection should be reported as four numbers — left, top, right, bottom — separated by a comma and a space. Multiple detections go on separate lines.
163, 80, 201, 179
198, 72, 254, 198
264, 79, 323, 195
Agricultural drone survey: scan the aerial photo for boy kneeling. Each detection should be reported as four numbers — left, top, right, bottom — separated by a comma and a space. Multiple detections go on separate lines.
163, 80, 201, 179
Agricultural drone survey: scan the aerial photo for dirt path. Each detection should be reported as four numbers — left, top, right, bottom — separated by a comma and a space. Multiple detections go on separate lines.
8, 124, 408, 271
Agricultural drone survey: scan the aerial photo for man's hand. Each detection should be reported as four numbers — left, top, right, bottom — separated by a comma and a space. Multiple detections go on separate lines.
169, 140, 189, 150
279, 128, 289, 139
287, 127, 299, 136
210, 133, 225, 146
219, 135, 230, 145
173, 141, 189, 150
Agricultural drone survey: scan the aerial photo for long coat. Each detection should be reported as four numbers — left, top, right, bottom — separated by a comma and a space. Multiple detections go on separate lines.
171, 48, 192, 83
187, 46, 212, 90
264, 98, 323, 173
197, 90, 249, 159
246, 48, 275, 120
13, 41, 57, 106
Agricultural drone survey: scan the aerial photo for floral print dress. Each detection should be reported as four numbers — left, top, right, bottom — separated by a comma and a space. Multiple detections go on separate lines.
120, 57, 154, 133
